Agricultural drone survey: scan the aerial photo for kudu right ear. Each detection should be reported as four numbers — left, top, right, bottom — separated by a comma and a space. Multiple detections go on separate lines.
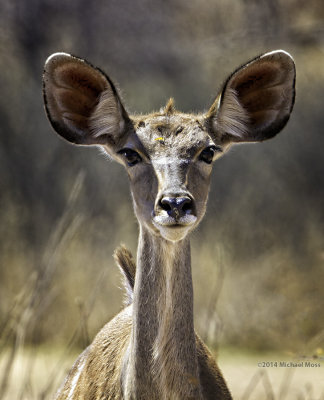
43, 53, 129, 146
206, 50, 296, 144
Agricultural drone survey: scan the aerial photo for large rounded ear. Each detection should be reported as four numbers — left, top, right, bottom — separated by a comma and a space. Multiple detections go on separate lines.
207, 50, 296, 143
43, 53, 129, 146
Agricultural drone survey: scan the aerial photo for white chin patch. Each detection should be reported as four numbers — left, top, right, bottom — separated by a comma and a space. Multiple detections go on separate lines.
159, 226, 191, 242
152, 216, 197, 242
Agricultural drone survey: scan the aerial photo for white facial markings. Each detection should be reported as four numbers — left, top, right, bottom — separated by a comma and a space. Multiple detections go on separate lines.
130, 118, 216, 241
152, 219, 197, 242
152, 157, 190, 165
152, 157, 191, 194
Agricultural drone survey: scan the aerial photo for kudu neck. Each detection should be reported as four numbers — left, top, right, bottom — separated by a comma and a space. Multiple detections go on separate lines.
126, 225, 201, 398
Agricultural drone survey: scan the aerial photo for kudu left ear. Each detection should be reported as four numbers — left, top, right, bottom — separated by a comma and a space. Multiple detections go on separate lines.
43, 53, 129, 146
207, 50, 296, 143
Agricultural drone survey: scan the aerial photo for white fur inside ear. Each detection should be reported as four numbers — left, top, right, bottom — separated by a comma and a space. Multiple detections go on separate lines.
215, 88, 250, 139
89, 89, 125, 139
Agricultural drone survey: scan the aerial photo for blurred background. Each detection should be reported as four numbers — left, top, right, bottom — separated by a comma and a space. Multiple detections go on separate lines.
0, 0, 323, 398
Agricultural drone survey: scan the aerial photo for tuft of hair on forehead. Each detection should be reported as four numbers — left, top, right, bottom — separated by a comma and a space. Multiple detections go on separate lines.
164, 98, 175, 115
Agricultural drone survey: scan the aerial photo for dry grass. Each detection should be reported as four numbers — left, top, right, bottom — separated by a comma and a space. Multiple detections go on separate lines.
0, 347, 77, 400
219, 349, 324, 400
0, 347, 323, 400
1, 174, 323, 399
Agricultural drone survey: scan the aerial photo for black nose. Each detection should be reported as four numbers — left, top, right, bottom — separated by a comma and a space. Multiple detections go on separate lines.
159, 195, 194, 219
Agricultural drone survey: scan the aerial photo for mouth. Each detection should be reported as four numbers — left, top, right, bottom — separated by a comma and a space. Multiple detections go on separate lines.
152, 214, 197, 241
153, 214, 197, 227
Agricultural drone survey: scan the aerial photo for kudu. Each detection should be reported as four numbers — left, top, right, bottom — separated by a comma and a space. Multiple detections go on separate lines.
43, 50, 295, 399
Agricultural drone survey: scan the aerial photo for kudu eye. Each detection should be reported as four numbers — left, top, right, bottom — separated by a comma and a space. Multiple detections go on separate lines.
118, 148, 142, 167
199, 145, 221, 164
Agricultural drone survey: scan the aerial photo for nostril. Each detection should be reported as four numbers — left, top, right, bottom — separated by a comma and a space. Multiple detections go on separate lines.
159, 197, 173, 212
158, 195, 194, 218
181, 198, 192, 214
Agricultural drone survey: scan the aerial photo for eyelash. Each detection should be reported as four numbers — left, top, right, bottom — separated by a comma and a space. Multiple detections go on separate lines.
199, 146, 222, 164
117, 148, 142, 167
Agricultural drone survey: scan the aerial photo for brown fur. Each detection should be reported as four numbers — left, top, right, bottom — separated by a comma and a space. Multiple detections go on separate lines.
114, 245, 136, 305
43, 50, 295, 399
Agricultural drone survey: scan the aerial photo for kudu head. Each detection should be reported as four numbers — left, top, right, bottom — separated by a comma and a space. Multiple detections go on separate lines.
43, 51, 295, 242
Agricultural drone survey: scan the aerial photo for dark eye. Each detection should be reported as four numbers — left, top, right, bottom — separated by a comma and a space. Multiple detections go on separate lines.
118, 148, 142, 167
199, 146, 220, 164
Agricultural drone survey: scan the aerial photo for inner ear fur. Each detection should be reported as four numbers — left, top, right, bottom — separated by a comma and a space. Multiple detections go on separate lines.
208, 50, 296, 143
43, 53, 128, 145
